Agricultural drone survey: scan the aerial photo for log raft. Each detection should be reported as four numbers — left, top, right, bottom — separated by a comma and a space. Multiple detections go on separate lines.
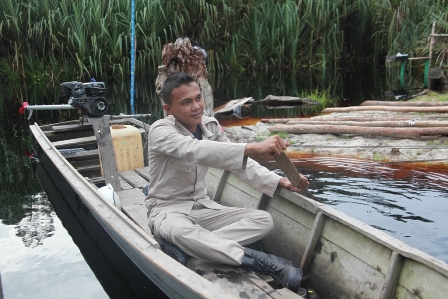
268, 124, 448, 139
322, 105, 448, 113
264, 100, 448, 139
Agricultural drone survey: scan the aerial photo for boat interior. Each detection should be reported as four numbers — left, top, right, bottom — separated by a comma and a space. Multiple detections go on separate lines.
33, 117, 305, 298
31, 116, 448, 299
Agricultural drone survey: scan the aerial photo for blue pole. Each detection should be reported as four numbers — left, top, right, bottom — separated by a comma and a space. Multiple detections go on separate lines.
130, 0, 136, 114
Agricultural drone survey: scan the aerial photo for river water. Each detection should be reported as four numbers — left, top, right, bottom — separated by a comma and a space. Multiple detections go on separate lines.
1, 72, 447, 298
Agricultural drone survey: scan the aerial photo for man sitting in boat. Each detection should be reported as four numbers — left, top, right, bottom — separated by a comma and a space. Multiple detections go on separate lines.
145, 72, 309, 292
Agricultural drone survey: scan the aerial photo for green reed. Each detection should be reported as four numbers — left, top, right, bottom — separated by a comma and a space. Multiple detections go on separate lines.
0, 0, 447, 106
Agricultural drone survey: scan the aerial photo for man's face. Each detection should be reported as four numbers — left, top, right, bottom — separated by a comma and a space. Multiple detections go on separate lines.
163, 81, 204, 133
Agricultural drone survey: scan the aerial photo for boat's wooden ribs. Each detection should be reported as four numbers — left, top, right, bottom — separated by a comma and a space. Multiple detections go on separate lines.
379, 252, 405, 299
300, 211, 327, 273
52, 136, 98, 148
210, 170, 229, 202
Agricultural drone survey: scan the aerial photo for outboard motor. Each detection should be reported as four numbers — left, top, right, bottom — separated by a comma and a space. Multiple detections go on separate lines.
60, 81, 111, 117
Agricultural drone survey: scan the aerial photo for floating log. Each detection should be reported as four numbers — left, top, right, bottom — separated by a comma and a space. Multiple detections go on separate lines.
360, 100, 448, 107
252, 95, 319, 108
322, 106, 448, 113
214, 97, 254, 114
268, 124, 448, 139
262, 118, 303, 123
262, 114, 448, 124
155, 37, 214, 117
286, 120, 448, 127
263, 117, 418, 124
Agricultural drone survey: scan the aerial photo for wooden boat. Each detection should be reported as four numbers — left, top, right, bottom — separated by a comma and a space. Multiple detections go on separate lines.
30, 115, 448, 299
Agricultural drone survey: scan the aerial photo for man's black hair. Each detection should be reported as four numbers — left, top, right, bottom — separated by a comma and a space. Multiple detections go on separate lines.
162, 72, 197, 105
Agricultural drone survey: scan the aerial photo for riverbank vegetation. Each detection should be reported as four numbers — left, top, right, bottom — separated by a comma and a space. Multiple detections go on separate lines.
0, 0, 447, 107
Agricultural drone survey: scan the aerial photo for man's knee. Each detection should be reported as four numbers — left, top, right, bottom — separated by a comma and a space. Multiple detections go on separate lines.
250, 209, 274, 235
152, 213, 192, 242
262, 212, 274, 234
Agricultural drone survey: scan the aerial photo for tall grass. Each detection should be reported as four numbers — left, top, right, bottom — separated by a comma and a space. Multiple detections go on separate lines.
0, 0, 447, 105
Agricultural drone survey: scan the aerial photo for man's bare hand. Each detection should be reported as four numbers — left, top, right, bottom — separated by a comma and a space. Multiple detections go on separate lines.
278, 176, 309, 191
245, 135, 289, 157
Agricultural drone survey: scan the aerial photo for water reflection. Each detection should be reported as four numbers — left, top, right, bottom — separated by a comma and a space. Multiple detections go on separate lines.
265, 155, 448, 263
0, 208, 107, 299
15, 193, 55, 248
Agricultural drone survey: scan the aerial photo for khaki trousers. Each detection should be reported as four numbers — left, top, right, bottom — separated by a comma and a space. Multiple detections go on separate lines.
150, 204, 274, 266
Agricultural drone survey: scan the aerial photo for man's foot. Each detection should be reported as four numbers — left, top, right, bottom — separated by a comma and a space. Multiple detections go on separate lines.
157, 238, 189, 265
241, 248, 302, 292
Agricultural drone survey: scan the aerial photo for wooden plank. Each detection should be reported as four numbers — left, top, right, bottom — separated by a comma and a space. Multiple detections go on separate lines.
134, 167, 151, 181
318, 204, 448, 277
321, 217, 392, 275
119, 177, 134, 190
395, 259, 448, 299
379, 251, 404, 299
210, 170, 229, 202
76, 164, 101, 174
185, 258, 297, 299
119, 170, 149, 188
52, 135, 97, 148
276, 188, 319, 214
39, 119, 82, 131
117, 188, 151, 235
52, 123, 92, 132
300, 212, 327, 273
238, 268, 300, 299
263, 195, 315, 265
274, 152, 318, 200
274, 152, 303, 186
63, 149, 98, 160
91, 117, 121, 191
214, 97, 254, 114
205, 170, 221, 199
121, 204, 151, 235
219, 173, 264, 209
308, 237, 384, 299
256, 193, 271, 210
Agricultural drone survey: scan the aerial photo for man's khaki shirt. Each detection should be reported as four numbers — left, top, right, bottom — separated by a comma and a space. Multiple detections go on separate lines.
145, 115, 282, 218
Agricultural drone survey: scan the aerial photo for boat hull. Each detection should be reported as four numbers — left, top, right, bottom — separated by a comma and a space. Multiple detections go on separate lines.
36, 150, 168, 298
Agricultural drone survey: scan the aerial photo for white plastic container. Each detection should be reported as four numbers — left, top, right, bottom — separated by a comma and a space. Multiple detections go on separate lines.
110, 124, 144, 171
